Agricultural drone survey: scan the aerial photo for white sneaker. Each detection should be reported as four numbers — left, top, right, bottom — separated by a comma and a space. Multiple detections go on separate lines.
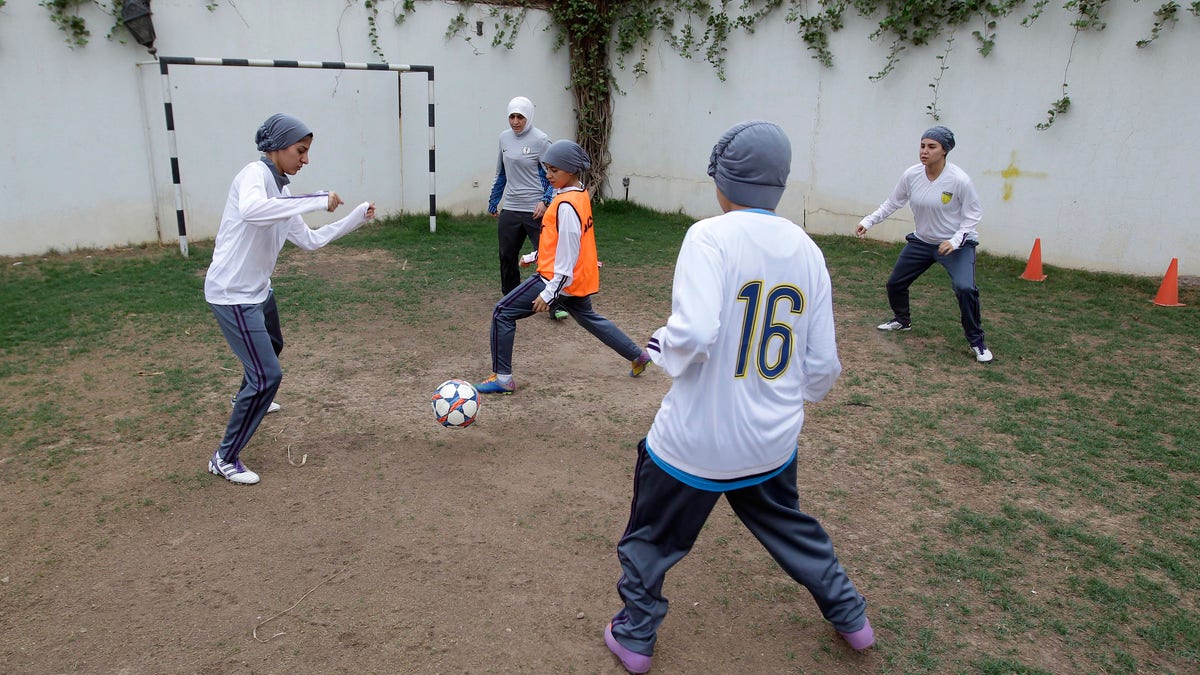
877, 319, 911, 331
208, 453, 260, 485
971, 343, 994, 363
232, 399, 282, 414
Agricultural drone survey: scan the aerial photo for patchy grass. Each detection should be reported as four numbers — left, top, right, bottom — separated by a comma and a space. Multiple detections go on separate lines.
1, 202, 1197, 672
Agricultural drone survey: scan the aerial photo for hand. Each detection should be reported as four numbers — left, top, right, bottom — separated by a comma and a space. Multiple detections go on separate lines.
364, 202, 376, 220
532, 297, 549, 313
326, 191, 344, 212
937, 240, 954, 256
488, 210, 499, 218
855, 224, 868, 238
533, 202, 548, 219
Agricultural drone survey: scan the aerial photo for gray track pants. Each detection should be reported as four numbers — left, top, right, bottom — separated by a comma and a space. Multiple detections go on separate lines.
610, 440, 868, 657
210, 292, 283, 463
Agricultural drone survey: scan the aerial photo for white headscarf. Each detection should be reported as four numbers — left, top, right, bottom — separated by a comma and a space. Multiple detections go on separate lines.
506, 96, 535, 136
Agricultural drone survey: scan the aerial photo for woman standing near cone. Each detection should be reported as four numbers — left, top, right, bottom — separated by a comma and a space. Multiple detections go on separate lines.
857, 126, 993, 363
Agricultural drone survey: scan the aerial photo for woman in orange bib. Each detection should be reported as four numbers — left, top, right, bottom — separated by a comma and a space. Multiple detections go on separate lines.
475, 140, 650, 394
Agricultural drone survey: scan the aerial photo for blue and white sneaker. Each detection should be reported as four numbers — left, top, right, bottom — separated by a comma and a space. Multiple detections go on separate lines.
475, 374, 516, 395
208, 452, 260, 485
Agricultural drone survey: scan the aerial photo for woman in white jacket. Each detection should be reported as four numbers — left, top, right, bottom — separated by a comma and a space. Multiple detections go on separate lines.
857, 126, 993, 363
204, 113, 375, 485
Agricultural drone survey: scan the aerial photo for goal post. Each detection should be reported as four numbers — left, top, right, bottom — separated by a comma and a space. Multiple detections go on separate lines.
156, 56, 437, 257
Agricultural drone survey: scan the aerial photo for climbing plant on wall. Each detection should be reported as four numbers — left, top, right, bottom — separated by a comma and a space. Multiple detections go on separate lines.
369, 0, 1199, 193
38, 0, 220, 48
34, 1, 1200, 193
41, 0, 98, 48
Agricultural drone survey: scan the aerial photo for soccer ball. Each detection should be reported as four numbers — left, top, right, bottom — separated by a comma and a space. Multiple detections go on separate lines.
431, 379, 480, 428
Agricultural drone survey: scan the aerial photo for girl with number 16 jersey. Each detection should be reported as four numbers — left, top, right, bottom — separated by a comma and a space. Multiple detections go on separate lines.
606, 122, 870, 674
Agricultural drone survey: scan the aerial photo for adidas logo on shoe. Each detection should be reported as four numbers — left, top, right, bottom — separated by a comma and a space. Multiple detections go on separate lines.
209, 452, 260, 485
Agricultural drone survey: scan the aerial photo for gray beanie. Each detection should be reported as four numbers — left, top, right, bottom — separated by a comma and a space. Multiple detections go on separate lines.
543, 139, 591, 175
922, 125, 955, 152
256, 113, 312, 152
707, 121, 791, 210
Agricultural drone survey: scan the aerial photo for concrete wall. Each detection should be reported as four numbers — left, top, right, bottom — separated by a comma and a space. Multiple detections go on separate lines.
608, 2, 1199, 277
1, 1, 1195, 277
0, 0, 572, 255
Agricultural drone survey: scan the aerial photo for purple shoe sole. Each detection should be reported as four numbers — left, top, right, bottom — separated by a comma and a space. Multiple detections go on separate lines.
839, 616, 875, 651
605, 623, 652, 673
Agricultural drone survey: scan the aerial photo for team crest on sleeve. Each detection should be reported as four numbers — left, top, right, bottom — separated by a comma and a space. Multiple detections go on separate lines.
941, 191, 953, 204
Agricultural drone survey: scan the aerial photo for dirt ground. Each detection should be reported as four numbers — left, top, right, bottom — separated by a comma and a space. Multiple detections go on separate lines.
0, 246, 1108, 674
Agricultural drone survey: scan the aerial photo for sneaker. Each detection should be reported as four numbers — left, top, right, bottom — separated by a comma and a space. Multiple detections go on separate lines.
232, 399, 282, 414
971, 342, 994, 363
839, 617, 875, 651
630, 351, 651, 377
474, 374, 515, 395
551, 308, 570, 321
876, 318, 911, 331
604, 623, 652, 674
208, 452, 260, 485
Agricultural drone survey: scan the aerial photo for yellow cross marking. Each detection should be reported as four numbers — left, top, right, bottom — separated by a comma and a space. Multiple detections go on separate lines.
984, 151, 1047, 201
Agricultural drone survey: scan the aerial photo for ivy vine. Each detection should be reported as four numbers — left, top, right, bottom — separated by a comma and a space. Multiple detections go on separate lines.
28, 2, 1200, 192
41, 0, 98, 48
39, 0, 179, 49
420, 0, 1196, 191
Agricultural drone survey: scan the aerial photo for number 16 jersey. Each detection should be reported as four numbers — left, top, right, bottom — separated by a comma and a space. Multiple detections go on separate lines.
645, 209, 842, 481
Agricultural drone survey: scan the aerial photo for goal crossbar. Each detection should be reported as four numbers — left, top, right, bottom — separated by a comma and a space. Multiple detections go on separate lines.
157, 55, 437, 257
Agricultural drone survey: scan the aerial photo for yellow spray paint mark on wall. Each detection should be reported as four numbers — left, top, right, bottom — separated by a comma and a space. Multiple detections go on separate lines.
984, 151, 1048, 201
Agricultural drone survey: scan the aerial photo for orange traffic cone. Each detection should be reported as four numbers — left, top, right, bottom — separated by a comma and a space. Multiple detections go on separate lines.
1152, 258, 1186, 307
1019, 238, 1048, 282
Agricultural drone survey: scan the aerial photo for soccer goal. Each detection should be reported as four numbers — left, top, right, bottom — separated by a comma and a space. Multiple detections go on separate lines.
156, 56, 437, 257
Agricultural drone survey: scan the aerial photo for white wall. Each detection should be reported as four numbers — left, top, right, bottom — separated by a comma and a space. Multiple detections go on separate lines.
608, 3, 1200, 277
0, 0, 572, 255
1, 1, 1195, 277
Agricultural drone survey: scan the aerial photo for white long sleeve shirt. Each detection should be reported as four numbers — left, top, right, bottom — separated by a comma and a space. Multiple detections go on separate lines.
859, 162, 983, 249
204, 160, 372, 305
645, 209, 842, 480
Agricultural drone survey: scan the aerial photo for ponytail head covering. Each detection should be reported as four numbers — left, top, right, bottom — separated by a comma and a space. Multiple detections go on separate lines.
256, 113, 312, 153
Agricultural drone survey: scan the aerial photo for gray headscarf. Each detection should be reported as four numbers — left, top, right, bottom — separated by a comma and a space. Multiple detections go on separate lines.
707, 121, 791, 210
255, 113, 312, 152
543, 139, 591, 175
922, 126, 955, 152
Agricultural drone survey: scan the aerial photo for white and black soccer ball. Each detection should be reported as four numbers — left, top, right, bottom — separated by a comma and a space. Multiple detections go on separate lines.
431, 379, 480, 428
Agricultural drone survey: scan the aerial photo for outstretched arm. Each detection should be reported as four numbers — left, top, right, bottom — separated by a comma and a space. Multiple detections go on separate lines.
286, 201, 376, 251
857, 173, 911, 236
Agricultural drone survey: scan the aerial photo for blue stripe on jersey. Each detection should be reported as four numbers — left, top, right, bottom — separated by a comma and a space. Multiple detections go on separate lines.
644, 440, 795, 492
